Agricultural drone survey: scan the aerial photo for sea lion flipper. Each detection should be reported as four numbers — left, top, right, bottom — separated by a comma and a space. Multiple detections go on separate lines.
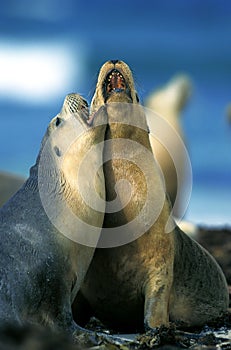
144, 273, 171, 329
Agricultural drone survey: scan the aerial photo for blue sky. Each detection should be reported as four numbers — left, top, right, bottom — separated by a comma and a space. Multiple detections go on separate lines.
0, 0, 230, 224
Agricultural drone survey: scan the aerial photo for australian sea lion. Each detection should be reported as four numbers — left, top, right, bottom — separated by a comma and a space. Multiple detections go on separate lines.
144, 75, 192, 217
0, 94, 106, 334
226, 103, 231, 124
74, 60, 229, 332
0, 172, 25, 207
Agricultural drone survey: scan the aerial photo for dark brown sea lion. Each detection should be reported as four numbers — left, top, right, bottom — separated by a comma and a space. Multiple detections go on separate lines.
73, 60, 229, 333
0, 94, 106, 334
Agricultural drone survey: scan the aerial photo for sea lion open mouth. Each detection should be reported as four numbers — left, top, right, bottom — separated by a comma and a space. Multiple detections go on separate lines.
103, 69, 131, 102
90, 60, 138, 114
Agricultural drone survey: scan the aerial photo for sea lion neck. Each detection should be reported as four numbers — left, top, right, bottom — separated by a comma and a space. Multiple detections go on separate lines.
24, 164, 39, 192
105, 102, 152, 150
23, 150, 59, 193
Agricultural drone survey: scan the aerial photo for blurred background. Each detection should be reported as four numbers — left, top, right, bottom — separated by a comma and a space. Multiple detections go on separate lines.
0, 0, 230, 226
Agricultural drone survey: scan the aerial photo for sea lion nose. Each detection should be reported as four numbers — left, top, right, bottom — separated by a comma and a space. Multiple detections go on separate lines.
111, 59, 119, 65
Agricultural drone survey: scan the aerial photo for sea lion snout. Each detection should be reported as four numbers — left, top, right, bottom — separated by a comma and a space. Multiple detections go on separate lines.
61, 93, 89, 122
110, 59, 119, 64
90, 60, 138, 113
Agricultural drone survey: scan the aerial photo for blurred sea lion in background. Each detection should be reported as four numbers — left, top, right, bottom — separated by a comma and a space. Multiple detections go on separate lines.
0, 94, 106, 335
145, 75, 192, 218
226, 103, 231, 124
0, 171, 25, 207
73, 60, 229, 333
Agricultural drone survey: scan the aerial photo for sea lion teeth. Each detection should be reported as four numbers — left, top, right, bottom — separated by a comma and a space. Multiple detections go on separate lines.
90, 62, 138, 108
104, 69, 128, 100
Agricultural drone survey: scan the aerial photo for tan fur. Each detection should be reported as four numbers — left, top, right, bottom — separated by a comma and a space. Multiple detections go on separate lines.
74, 61, 229, 332
145, 75, 192, 217
226, 103, 231, 124
55, 98, 106, 230
0, 94, 107, 333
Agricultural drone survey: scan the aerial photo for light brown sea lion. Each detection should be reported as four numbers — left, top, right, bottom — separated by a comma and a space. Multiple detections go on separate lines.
0, 93, 106, 334
226, 103, 231, 124
73, 60, 229, 333
0, 172, 25, 207
145, 75, 192, 217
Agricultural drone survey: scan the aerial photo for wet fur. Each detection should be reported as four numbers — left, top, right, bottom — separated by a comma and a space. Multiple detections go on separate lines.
0, 94, 106, 334
73, 61, 229, 332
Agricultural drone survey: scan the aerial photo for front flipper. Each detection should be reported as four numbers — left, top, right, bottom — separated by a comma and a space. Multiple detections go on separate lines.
144, 274, 172, 330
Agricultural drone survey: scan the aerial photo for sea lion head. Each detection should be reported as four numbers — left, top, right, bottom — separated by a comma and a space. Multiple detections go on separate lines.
91, 60, 139, 113
90, 60, 147, 135
37, 93, 107, 245
42, 93, 106, 157
47, 93, 89, 138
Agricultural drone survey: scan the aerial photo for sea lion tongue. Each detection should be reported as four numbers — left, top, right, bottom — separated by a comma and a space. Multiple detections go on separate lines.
106, 69, 126, 94
104, 69, 131, 103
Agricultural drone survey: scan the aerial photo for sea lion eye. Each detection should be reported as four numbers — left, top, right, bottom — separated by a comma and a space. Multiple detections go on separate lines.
55, 117, 62, 127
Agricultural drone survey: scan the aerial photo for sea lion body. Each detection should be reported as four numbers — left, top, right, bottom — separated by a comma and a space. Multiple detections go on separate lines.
145, 75, 191, 136
75, 61, 229, 332
145, 75, 192, 217
0, 94, 106, 333
80, 228, 228, 331
226, 103, 231, 124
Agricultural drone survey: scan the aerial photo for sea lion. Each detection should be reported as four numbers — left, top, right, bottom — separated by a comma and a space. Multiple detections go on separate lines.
0, 93, 106, 334
74, 60, 229, 332
0, 172, 25, 207
226, 103, 231, 124
144, 75, 192, 217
